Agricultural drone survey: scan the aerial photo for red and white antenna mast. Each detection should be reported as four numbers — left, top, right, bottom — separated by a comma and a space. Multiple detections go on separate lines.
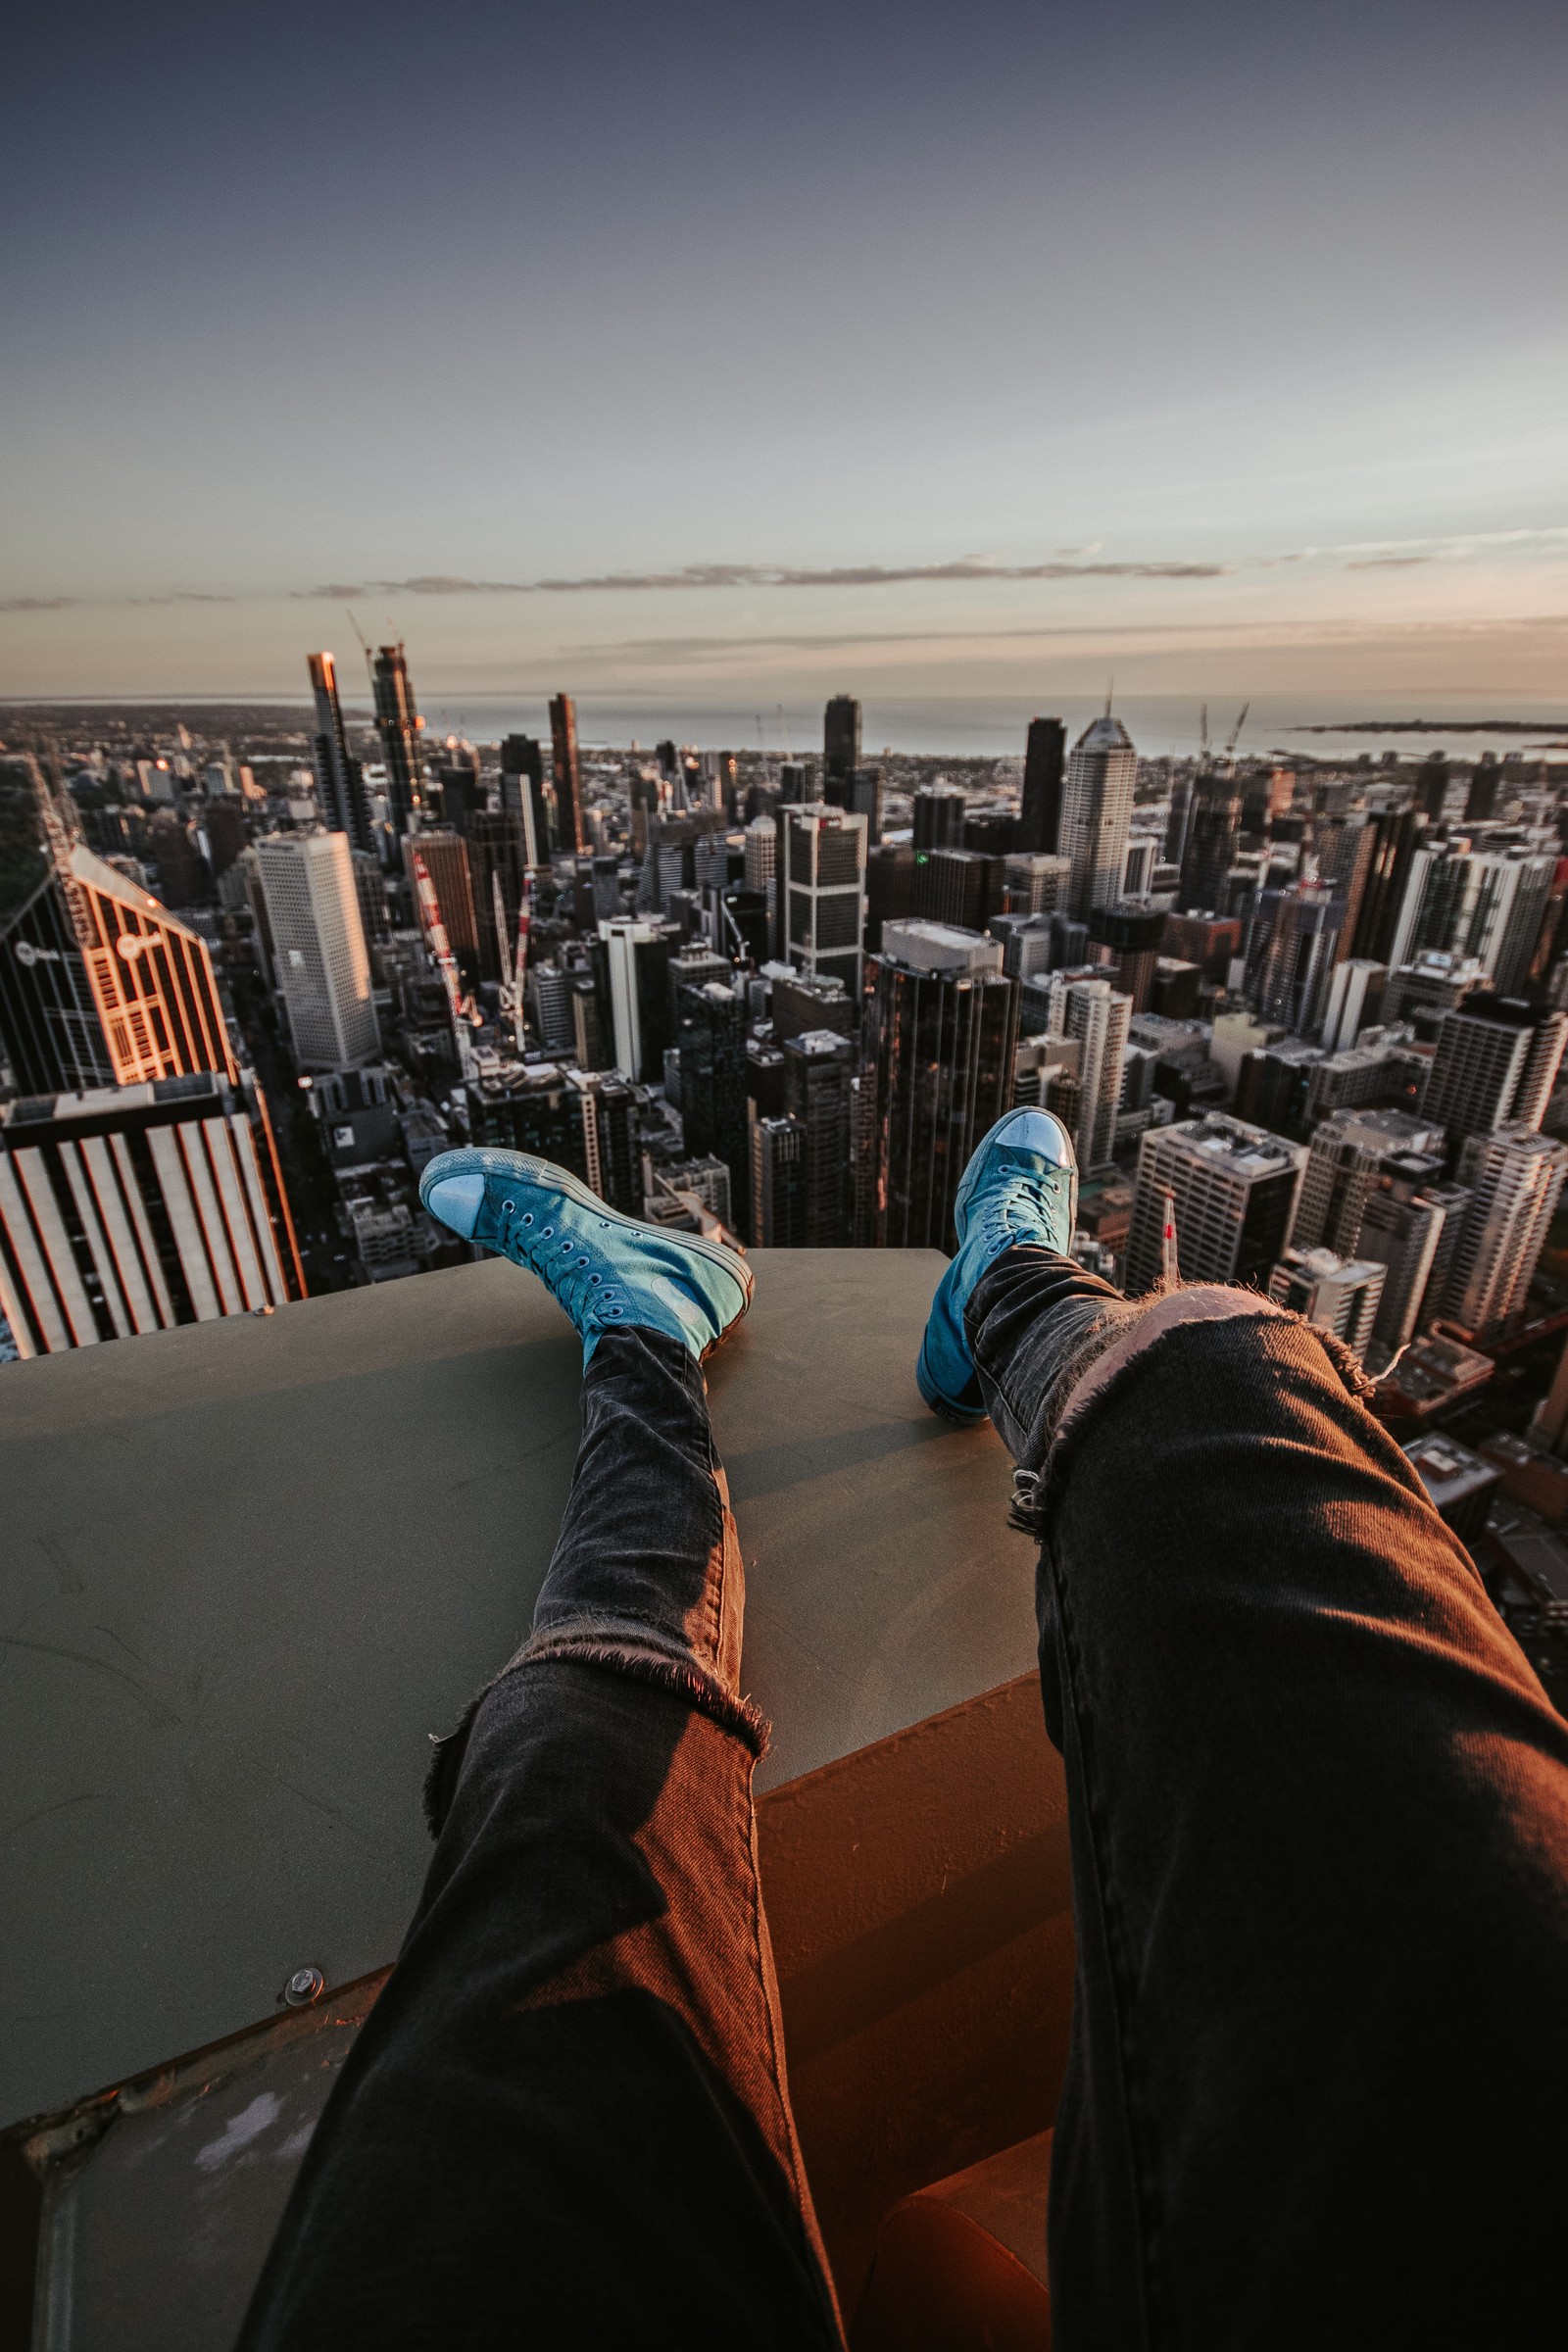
1160, 1187, 1181, 1289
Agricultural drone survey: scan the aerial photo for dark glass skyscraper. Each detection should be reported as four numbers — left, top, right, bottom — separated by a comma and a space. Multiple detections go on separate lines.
501, 734, 553, 865
1178, 772, 1245, 914
371, 644, 424, 836
1350, 808, 1427, 965
823, 696, 861, 791
861, 937, 1020, 1250
1019, 717, 1066, 855
677, 980, 749, 1222
782, 1027, 851, 1245
550, 693, 586, 856
306, 653, 372, 854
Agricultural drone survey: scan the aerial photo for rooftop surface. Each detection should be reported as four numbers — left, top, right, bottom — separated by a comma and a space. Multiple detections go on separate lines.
0, 1248, 1041, 2132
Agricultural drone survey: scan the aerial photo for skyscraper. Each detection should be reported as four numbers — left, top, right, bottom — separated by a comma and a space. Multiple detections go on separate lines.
0, 1070, 303, 1356
1, 766, 238, 1094
750, 1109, 807, 1246
1125, 1115, 1304, 1295
306, 653, 372, 854
1177, 771, 1245, 915
1252, 884, 1344, 1037
823, 696, 861, 792
1321, 958, 1387, 1054
1384, 845, 1557, 994
780, 803, 868, 998
1290, 1107, 1446, 1257
782, 1027, 852, 1246
861, 926, 1019, 1250
550, 693, 586, 857
1423, 997, 1568, 1149
1060, 714, 1137, 917
912, 787, 967, 851
1058, 978, 1132, 1169
501, 735, 553, 865
254, 832, 380, 1070
1086, 904, 1165, 1015
676, 979, 749, 1221
1356, 1176, 1450, 1358
1444, 1126, 1568, 1340
371, 644, 425, 836
1348, 808, 1426, 964
1019, 718, 1067, 855
601, 918, 676, 1082
571, 1069, 639, 1214
914, 847, 1004, 932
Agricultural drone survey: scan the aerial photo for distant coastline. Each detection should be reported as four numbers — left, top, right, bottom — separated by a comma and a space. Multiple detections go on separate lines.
1294, 718, 1568, 735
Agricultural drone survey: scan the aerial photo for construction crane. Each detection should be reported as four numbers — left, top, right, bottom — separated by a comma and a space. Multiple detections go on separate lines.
345, 608, 375, 690
494, 869, 532, 1054
1222, 704, 1250, 767
412, 846, 480, 1077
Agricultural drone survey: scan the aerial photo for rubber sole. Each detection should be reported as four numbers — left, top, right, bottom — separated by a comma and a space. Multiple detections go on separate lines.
420, 1145, 755, 1320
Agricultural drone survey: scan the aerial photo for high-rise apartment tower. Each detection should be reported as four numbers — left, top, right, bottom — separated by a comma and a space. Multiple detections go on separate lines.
1125, 1114, 1304, 1295
1060, 714, 1137, 917
254, 833, 380, 1071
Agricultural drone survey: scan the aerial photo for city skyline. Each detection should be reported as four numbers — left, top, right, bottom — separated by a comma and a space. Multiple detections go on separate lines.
3, 0, 1565, 703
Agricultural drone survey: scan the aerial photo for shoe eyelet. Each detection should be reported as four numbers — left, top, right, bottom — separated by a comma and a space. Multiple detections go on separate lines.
542, 1226, 554, 1238
590, 1273, 601, 1284
521, 1212, 533, 1225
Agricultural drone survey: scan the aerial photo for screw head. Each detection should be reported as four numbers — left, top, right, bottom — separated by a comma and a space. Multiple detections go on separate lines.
284, 1966, 325, 2007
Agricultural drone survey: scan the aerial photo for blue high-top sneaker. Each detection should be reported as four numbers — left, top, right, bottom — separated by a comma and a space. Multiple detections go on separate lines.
915, 1108, 1078, 1422
420, 1148, 753, 1363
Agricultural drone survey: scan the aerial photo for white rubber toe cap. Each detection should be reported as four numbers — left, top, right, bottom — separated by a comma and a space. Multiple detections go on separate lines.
424, 1171, 486, 1240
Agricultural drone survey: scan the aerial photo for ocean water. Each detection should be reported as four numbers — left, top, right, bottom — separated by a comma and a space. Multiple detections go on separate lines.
389, 691, 1568, 765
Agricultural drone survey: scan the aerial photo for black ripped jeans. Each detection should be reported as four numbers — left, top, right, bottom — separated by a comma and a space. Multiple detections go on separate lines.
240, 1253, 1568, 2350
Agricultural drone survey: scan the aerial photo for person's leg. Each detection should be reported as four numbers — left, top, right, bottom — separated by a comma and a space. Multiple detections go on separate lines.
240, 1157, 843, 2351
966, 1244, 1568, 2350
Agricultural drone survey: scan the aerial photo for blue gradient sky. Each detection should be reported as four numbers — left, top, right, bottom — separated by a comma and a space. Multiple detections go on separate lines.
3, 0, 1565, 706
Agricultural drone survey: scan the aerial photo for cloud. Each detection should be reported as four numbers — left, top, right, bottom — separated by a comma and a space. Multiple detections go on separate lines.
294, 557, 1232, 600
11, 523, 1566, 618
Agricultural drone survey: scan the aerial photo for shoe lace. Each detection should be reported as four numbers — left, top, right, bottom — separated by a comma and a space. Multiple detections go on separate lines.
981, 1166, 1068, 1248
495, 1200, 634, 1329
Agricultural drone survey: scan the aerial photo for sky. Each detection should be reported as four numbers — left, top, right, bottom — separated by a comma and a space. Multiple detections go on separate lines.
2, 0, 1566, 715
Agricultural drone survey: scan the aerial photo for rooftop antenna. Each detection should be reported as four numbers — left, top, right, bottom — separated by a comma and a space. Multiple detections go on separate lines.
1104, 679, 1114, 719
1200, 704, 1210, 768
1160, 1188, 1181, 1289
